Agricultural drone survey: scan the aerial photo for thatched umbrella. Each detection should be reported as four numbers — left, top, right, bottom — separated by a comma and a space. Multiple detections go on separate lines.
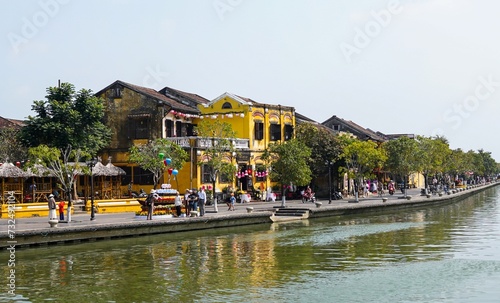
0, 162, 26, 178
105, 162, 126, 176
106, 162, 126, 198
23, 164, 56, 202
0, 162, 26, 202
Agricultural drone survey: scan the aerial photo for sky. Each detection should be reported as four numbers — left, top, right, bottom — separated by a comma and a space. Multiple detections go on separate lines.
2, 0, 500, 161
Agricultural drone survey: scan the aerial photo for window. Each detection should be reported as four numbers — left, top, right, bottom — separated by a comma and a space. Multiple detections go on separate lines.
333, 124, 340, 131
202, 164, 213, 183
270, 123, 281, 141
219, 171, 231, 183
186, 123, 196, 136
165, 120, 173, 137
254, 121, 264, 140
222, 102, 232, 109
133, 167, 154, 185
109, 87, 122, 98
175, 121, 182, 137
284, 125, 293, 141
128, 117, 149, 139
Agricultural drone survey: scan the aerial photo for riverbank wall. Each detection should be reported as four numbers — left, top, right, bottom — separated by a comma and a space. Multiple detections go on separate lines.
1, 182, 498, 249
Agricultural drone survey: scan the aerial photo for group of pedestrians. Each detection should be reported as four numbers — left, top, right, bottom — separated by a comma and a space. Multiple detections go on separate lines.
48, 193, 66, 221
183, 188, 207, 217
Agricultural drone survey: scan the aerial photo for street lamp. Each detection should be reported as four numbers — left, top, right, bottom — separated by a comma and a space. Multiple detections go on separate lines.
326, 160, 333, 204
86, 158, 98, 221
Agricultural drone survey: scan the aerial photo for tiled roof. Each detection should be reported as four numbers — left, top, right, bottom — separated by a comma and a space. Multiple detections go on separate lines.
96, 80, 201, 114
0, 116, 25, 129
159, 86, 209, 106
322, 115, 386, 142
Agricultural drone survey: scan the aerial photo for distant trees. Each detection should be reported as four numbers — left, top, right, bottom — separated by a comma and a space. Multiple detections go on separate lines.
262, 139, 312, 206
19, 82, 110, 155
339, 135, 386, 201
295, 123, 342, 183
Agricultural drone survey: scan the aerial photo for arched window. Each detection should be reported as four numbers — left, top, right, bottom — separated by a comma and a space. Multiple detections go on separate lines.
222, 102, 232, 109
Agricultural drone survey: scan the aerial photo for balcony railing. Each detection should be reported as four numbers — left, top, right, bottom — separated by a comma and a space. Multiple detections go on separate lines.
165, 137, 249, 150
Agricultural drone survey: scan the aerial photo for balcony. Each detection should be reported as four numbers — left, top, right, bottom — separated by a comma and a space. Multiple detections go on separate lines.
165, 136, 249, 150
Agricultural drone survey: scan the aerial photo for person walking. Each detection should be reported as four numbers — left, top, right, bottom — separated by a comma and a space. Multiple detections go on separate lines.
198, 187, 206, 217
174, 191, 182, 217
48, 194, 57, 220
58, 200, 65, 221
184, 189, 191, 216
188, 189, 199, 214
146, 189, 157, 220
228, 193, 236, 211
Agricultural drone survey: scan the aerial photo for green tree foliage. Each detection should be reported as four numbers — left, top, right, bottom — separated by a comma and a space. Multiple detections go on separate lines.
0, 127, 27, 163
339, 135, 386, 200
262, 139, 312, 205
295, 123, 342, 180
128, 139, 189, 189
19, 82, 110, 155
382, 136, 420, 194
416, 135, 451, 188
444, 148, 468, 178
195, 119, 237, 210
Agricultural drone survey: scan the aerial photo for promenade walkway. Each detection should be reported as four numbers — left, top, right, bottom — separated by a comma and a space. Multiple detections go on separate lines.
1, 185, 496, 249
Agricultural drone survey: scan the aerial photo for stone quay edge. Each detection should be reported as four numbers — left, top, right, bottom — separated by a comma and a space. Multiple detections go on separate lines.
1, 182, 498, 249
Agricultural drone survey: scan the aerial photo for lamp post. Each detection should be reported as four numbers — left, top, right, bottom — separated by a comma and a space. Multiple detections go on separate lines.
86, 158, 97, 221
326, 160, 333, 204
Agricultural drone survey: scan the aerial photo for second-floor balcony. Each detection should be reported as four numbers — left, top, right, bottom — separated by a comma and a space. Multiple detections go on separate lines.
165, 136, 249, 150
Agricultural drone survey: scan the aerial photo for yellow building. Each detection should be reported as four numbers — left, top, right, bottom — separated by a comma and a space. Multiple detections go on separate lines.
96, 81, 297, 200
168, 92, 296, 198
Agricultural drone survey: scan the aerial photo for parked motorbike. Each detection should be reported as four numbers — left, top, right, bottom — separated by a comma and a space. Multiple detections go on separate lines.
131, 189, 147, 198
301, 193, 316, 203
388, 184, 395, 195
333, 191, 343, 200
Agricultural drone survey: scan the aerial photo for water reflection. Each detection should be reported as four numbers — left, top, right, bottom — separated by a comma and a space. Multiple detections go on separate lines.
1, 187, 499, 302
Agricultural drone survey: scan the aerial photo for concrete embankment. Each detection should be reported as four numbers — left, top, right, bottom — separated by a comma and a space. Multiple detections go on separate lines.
1, 182, 498, 249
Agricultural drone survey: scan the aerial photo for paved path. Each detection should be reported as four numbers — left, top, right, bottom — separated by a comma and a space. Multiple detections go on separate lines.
1, 188, 424, 233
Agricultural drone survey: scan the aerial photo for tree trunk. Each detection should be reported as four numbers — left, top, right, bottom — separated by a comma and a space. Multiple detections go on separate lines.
66, 190, 72, 222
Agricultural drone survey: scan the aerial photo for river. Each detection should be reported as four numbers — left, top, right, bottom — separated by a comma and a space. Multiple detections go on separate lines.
1, 187, 500, 303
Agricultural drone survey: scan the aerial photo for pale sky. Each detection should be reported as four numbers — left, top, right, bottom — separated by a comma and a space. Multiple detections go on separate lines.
2, 0, 500, 160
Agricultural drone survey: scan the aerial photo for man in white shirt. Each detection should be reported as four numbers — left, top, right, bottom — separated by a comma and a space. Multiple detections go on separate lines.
198, 187, 207, 216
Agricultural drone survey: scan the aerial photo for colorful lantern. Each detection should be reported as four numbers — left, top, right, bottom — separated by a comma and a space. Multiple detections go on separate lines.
158, 152, 164, 159
165, 158, 172, 165
168, 168, 173, 175
172, 169, 178, 176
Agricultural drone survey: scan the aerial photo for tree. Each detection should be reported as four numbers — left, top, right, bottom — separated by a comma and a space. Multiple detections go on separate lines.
382, 136, 420, 197
476, 149, 498, 178
27, 145, 85, 222
339, 135, 387, 201
0, 127, 27, 163
19, 82, 110, 155
416, 135, 451, 192
195, 119, 237, 212
261, 139, 312, 207
295, 123, 342, 182
128, 139, 189, 189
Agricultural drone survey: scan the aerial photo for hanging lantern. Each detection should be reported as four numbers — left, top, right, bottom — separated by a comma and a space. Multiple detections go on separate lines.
227, 113, 233, 118
163, 159, 168, 166
240, 113, 245, 118
172, 169, 178, 176
158, 152, 165, 159
168, 168, 173, 175
15, 161, 21, 167
165, 158, 172, 165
